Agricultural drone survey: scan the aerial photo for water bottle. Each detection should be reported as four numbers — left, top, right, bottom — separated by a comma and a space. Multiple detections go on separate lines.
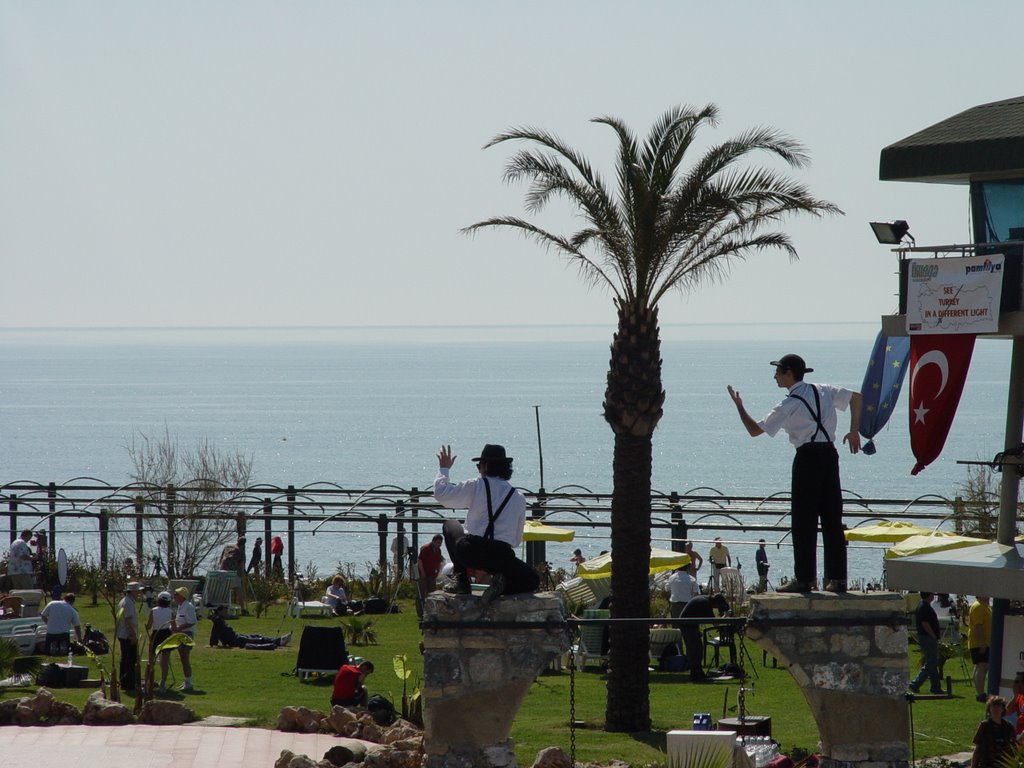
692, 713, 701, 730
67, 650, 74, 667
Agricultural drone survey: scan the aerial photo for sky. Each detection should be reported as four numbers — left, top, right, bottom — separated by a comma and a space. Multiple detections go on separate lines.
2, 2, 1023, 332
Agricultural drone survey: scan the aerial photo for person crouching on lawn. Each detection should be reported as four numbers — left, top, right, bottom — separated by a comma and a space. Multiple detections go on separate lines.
331, 660, 374, 708
207, 605, 292, 649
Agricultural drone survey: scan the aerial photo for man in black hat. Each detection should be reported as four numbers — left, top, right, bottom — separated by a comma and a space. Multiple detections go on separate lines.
727, 354, 861, 593
433, 443, 540, 604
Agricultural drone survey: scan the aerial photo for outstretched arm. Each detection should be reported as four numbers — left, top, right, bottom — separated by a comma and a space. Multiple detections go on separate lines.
437, 444, 456, 469
727, 386, 764, 437
843, 392, 862, 454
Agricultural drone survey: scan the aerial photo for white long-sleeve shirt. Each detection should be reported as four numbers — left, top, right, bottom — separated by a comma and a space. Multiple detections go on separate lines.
433, 467, 526, 547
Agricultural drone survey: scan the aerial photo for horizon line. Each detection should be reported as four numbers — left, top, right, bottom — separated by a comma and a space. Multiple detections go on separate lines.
0, 320, 878, 333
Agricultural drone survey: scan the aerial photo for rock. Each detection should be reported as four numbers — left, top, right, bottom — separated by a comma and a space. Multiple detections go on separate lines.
140, 699, 194, 725
322, 745, 356, 766
389, 737, 423, 752
382, 719, 421, 745
0, 697, 24, 725
364, 745, 423, 768
278, 705, 326, 733
357, 721, 383, 743
274, 750, 321, 768
82, 691, 134, 725
531, 746, 572, 768
323, 706, 359, 734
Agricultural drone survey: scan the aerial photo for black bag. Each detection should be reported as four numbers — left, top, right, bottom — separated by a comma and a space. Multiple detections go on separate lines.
363, 597, 388, 614
36, 663, 64, 687
366, 693, 396, 725
83, 625, 109, 655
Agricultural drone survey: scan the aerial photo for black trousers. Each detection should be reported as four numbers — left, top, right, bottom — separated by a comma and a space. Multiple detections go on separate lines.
442, 519, 540, 595
119, 637, 137, 691
791, 442, 846, 584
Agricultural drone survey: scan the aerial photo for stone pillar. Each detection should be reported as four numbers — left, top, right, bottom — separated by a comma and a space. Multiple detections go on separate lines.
421, 592, 569, 768
745, 592, 909, 768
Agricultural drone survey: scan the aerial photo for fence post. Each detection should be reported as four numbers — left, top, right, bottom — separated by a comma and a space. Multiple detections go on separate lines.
378, 513, 388, 572
99, 508, 109, 570
670, 491, 685, 553
165, 485, 176, 578
48, 482, 57, 553
395, 502, 406, 576
409, 488, 420, 554
134, 496, 145, 569
526, 500, 545, 568
8, 493, 16, 544
263, 498, 272, 578
287, 485, 296, 583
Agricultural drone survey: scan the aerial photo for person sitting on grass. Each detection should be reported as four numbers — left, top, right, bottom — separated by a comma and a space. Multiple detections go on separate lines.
331, 659, 374, 708
207, 605, 292, 649
324, 575, 349, 616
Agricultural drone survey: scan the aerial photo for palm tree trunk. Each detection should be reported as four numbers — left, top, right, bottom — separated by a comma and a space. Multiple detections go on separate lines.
602, 299, 663, 733
604, 432, 653, 732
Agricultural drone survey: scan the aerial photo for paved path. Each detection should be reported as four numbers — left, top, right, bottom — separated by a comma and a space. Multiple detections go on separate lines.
0, 724, 345, 768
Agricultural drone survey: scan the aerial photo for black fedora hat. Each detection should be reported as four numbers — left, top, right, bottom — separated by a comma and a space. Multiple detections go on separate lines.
472, 444, 512, 462
770, 354, 813, 375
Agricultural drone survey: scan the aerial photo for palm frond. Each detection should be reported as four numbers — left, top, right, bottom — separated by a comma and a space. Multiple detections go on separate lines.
462, 216, 621, 298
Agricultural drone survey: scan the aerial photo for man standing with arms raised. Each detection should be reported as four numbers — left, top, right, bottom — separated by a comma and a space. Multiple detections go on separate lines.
433, 444, 539, 604
727, 354, 861, 593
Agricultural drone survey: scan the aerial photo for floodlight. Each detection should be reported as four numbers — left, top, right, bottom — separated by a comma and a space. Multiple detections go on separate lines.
870, 220, 912, 245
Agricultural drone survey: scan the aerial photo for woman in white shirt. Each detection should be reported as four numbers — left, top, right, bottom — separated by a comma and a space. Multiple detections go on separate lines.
146, 591, 174, 693
171, 587, 197, 692
324, 575, 348, 616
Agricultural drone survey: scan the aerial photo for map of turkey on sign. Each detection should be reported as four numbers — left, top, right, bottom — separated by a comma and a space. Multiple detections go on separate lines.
905, 253, 1004, 335
914, 283, 996, 332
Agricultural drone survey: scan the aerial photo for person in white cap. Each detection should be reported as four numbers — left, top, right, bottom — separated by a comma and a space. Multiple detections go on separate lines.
116, 582, 144, 692
727, 353, 861, 593
171, 586, 197, 691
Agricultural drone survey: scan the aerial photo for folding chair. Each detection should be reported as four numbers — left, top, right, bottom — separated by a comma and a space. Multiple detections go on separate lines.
295, 626, 349, 681
202, 570, 241, 617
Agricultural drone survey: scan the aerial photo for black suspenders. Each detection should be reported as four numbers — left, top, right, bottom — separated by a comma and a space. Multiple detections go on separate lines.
482, 477, 515, 540
787, 385, 830, 443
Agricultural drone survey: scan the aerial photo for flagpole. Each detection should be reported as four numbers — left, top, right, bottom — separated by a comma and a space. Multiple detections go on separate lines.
533, 405, 545, 492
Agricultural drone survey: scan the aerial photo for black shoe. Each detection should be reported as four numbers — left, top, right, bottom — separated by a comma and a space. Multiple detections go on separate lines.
824, 580, 847, 593
480, 574, 506, 606
776, 579, 811, 593
443, 575, 472, 595
977, 693, 988, 702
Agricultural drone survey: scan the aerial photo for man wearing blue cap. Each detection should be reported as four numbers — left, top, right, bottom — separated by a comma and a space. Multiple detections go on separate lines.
727, 354, 861, 593
433, 443, 540, 604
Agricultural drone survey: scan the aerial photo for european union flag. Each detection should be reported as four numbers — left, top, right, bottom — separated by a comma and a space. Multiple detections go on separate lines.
858, 330, 910, 455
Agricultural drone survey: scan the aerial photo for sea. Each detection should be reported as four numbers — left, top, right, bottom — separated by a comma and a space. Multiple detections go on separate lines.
0, 322, 1013, 588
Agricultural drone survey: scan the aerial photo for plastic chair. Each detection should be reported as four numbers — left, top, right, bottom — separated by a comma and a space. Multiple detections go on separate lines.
577, 608, 610, 670
0, 596, 23, 618
703, 624, 737, 668
649, 627, 682, 664
718, 567, 746, 606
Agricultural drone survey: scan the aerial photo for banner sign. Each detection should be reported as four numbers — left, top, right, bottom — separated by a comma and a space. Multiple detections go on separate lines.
908, 333, 975, 475
906, 254, 1004, 335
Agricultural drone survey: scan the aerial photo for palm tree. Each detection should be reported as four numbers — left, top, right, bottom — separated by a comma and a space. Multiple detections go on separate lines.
465, 104, 841, 732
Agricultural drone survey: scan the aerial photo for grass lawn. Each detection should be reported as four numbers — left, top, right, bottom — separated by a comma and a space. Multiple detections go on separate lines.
11, 598, 981, 766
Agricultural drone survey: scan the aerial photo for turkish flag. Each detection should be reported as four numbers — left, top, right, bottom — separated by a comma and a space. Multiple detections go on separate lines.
909, 334, 976, 475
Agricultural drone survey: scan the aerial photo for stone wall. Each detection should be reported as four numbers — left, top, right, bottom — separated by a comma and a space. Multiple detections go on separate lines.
745, 592, 909, 768
421, 591, 568, 768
